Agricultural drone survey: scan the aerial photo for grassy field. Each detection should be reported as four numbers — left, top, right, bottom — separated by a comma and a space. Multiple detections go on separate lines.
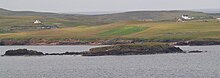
1, 20, 220, 41
0, 16, 85, 33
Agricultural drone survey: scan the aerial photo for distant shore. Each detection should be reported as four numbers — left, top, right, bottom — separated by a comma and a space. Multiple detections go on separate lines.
1, 43, 186, 56
173, 40, 220, 46
1, 40, 220, 46
2, 42, 209, 57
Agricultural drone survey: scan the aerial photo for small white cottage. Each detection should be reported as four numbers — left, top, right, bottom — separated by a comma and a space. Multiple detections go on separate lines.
34, 20, 42, 24
181, 15, 193, 20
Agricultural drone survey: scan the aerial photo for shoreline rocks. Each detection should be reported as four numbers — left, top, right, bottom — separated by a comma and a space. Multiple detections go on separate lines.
175, 40, 220, 46
82, 43, 184, 56
188, 50, 207, 53
2, 39, 220, 46
44, 52, 82, 55
2, 49, 82, 56
3, 49, 44, 56
2, 43, 207, 56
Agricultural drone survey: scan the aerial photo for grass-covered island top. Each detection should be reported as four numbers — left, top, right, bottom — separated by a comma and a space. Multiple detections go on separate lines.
83, 43, 184, 56
2, 43, 184, 56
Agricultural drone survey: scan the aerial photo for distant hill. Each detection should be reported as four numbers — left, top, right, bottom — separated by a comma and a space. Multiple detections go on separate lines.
0, 8, 212, 22
192, 9, 220, 13
191, 9, 220, 18
0, 8, 216, 33
62, 10, 212, 25
91, 11, 210, 21
0, 8, 60, 17
66, 11, 123, 15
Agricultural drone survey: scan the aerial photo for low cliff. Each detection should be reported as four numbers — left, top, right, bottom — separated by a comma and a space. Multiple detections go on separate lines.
3, 49, 44, 56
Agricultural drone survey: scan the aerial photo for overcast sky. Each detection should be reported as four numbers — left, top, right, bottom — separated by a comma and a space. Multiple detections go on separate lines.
0, 0, 220, 13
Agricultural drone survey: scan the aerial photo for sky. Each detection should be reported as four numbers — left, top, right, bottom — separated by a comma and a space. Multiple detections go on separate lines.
0, 0, 220, 13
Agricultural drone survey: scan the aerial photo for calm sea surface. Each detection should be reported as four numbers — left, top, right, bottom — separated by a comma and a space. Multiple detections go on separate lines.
0, 45, 220, 78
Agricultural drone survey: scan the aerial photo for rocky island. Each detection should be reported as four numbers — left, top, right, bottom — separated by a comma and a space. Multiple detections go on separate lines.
3, 49, 44, 56
2, 43, 185, 56
82, 43, 184, 56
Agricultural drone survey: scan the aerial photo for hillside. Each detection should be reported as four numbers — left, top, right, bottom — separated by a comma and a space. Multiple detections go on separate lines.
0, 8, 60, 17
1, 20, 220, 42
91, 11, 211, 21
63, 11, 212, 24
0, 8, 214, 33
0, 8, 219, 42
209, 13, 220, 18
193, 9, 220, 13
0, 16, 83, 33
0, 8, 211, 20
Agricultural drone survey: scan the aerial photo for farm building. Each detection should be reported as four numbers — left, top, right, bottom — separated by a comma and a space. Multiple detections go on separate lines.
177, 15, 194, 22
181, 15, 194, 20
34, 20, 42, 24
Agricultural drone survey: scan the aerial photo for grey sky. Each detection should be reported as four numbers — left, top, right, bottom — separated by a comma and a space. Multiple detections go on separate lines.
0, 0, 220, 13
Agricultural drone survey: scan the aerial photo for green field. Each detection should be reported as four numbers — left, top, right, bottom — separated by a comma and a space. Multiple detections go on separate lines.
1, 20, 220, 41
0, 16, 89, 33
100, 26, 147, 36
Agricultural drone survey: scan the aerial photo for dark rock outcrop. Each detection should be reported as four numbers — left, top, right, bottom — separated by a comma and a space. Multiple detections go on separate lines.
45, 52, 82, 55
82, 43, 184, 56
188, 50, 207, 53
2, 43, 198, 57
175, 40, 220, 46
3, 49, 44, 56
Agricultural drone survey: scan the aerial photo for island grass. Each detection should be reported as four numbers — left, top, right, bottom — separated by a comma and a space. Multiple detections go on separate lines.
89, 42, 170, 53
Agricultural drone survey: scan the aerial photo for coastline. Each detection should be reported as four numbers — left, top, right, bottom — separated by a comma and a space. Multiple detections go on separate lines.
173, 40, 220, 46
1, 43, 186, 56
1, 40, 220, 46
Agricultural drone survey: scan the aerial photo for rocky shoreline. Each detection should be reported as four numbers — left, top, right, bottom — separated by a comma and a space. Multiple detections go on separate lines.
174, 40, 220, 46
1, 49, 83, 56
1, 39, 220, 46
1, 43, 197, 56
0, 39, 135, 45
3, 49, 44, 56
81, 43, 184, 56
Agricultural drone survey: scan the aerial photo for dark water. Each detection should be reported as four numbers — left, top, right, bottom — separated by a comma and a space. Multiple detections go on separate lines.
0, 45, 220, 78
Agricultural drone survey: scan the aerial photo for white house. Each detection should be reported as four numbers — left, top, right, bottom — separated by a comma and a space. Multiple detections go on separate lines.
34, 20, 42, 24
181, 15, 193, 20
217, 18, 220, 20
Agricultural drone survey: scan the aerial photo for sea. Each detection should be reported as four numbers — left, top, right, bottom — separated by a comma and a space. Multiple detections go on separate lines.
0, 45, 220, 78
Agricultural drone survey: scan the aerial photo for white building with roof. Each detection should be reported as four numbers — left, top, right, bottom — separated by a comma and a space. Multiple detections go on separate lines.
181, 15, 193, 20
34, 20, 42, 24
